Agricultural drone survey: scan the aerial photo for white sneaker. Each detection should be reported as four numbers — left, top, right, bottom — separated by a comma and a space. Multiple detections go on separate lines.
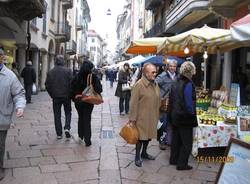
78, 137, 84, 144
57, 135, 62, 139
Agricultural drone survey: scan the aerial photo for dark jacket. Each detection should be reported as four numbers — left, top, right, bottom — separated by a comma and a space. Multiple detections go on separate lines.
108, 70, 116, 82
169, 75, 197, 127
155, 71, 177, 98
21, 65, 36, 85
45, 62, 73, 98
71, 61, 102, 105
115, 68, 131, 98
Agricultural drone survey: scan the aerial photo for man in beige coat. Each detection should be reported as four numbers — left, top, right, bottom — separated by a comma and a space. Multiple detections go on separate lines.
129, 63, 161, 167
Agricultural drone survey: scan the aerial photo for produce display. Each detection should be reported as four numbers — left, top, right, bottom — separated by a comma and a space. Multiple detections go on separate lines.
218, 103, 237, 124
210, 90, 228, 108
196, 108, 205, 116
196, 89, 211, 111
198, 113, 224, 125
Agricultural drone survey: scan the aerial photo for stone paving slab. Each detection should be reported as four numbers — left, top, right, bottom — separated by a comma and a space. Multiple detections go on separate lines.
2, 81, 221, 184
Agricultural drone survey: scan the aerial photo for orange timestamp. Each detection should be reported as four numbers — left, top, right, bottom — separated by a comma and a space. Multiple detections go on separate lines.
196, 156, 234, 163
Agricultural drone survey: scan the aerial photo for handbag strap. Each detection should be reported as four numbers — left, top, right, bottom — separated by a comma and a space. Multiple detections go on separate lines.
87, 74, 94, 90
87, 74, 92, 86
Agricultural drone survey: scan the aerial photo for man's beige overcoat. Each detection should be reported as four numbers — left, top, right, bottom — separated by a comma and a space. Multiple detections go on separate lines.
129, 75, 161, 140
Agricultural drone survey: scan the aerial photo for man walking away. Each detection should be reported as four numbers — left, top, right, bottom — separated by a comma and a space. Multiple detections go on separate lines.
21, 60, 36, 103
45, 55, 73, 139
0, 48, 26, 180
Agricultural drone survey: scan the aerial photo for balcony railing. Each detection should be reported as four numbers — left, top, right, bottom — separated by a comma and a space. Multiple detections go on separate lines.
55, 22, 71, 42
0, 0, 46, 21
61, 0, 73, 10
143, 19, 165, 38
145, 0, 164, 11
66, 40, 77, 55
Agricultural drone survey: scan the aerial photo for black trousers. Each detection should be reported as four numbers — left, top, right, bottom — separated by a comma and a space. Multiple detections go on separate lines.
170, 126, 193, 168
75, 103, 94, 141
24, 84, 32, 103
0, 131, 7, 168
52, 98, 72, 136
119, 92, 130, 113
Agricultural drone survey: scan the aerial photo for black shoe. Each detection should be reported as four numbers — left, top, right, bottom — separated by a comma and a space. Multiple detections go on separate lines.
169, 161, 177, 165
65, 129, 71, 139
159, 143, 167, 150
135, 159, 142, 167
85, 140, 92, 147
141, 154, 155, 160
0, 168, 5, 181
176, 165, 193, 170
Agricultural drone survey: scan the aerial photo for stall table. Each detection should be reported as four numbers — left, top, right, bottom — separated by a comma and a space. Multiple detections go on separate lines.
192, 121, 237, 156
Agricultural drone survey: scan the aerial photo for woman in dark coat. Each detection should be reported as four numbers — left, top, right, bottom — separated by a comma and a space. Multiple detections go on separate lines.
115, 63, 131, 115
71, 61, 102, 146
169, 61, 197, 170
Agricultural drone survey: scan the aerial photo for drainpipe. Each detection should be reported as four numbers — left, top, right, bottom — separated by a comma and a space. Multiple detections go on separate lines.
26, 21, 31, 62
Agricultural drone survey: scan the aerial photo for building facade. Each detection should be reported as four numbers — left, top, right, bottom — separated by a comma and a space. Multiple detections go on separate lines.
0, 0, 91, 91
87, 30, 106, 67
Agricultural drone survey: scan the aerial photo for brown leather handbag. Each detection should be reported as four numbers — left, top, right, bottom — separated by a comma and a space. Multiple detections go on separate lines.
119, 122, 139, 144
160, 97, 169, 112
81, 74, 103, 105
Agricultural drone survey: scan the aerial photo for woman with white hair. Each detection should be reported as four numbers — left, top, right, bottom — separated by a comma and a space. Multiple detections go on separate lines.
168, 61, 198, 170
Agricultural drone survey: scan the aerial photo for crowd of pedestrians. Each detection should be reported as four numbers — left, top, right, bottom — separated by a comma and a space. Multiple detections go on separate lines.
0, 45, 198, 181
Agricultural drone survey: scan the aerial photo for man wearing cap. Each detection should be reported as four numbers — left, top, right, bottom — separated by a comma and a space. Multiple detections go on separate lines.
0, 48, 26, 180
45, 55, 73, 139
21, 60, 36, 103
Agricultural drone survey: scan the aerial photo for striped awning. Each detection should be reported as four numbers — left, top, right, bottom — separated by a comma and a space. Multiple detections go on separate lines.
157, 25, 239, 56
125, 37, 167, 55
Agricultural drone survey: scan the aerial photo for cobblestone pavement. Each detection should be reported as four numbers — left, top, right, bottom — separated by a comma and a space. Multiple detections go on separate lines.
1, 80, 220, 184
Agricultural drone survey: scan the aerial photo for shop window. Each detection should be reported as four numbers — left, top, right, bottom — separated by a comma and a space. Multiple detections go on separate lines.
43, 11, 47, 33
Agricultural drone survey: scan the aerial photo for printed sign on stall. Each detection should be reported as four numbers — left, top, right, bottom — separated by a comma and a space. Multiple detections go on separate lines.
216, 138, 250, 184
229, 83, 240, 106
237, 106, 250, 143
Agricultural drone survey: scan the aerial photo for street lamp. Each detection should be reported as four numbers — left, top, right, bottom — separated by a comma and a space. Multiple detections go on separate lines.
106, 9, 111, 16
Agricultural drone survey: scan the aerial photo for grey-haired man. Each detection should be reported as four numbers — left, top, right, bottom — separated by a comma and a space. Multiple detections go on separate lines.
45, 55, 73, 139
0, 48, 26, 180
156, 60, 177, 150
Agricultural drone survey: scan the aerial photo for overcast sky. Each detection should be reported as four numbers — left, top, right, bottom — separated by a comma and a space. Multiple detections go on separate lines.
87, 0, 126, 53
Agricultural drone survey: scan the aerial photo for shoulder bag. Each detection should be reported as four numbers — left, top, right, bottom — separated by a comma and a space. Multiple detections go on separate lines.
81, 74, 103, 105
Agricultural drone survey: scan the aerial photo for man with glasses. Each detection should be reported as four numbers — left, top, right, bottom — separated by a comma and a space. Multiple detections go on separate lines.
156, 60, 178, 150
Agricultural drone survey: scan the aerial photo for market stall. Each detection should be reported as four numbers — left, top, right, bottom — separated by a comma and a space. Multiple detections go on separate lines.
192, 86, 239, 156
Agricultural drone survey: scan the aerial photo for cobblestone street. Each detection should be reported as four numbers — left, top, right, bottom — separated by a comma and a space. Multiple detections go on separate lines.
1, 80, 220, 184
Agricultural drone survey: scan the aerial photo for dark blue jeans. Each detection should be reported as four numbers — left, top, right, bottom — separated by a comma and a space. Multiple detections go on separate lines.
52, 98, 72, 136
119, 92, 130, 113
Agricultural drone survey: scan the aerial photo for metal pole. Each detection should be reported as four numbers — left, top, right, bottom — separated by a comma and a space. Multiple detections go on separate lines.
204, 58, 207, 89
26, 21, 31, 62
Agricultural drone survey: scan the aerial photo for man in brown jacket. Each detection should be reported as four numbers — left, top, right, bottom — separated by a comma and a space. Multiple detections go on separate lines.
129, 63, 161, 167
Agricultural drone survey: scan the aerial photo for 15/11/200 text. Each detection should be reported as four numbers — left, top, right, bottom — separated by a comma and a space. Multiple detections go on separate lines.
196, 156, 234, 163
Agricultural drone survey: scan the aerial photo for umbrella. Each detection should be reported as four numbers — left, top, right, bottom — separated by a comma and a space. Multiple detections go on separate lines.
158, 25, 237, 56
126, 37, 167, 54
231, 14, 250, 42
116, 55, 145, 68
132, 55, 184, 67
